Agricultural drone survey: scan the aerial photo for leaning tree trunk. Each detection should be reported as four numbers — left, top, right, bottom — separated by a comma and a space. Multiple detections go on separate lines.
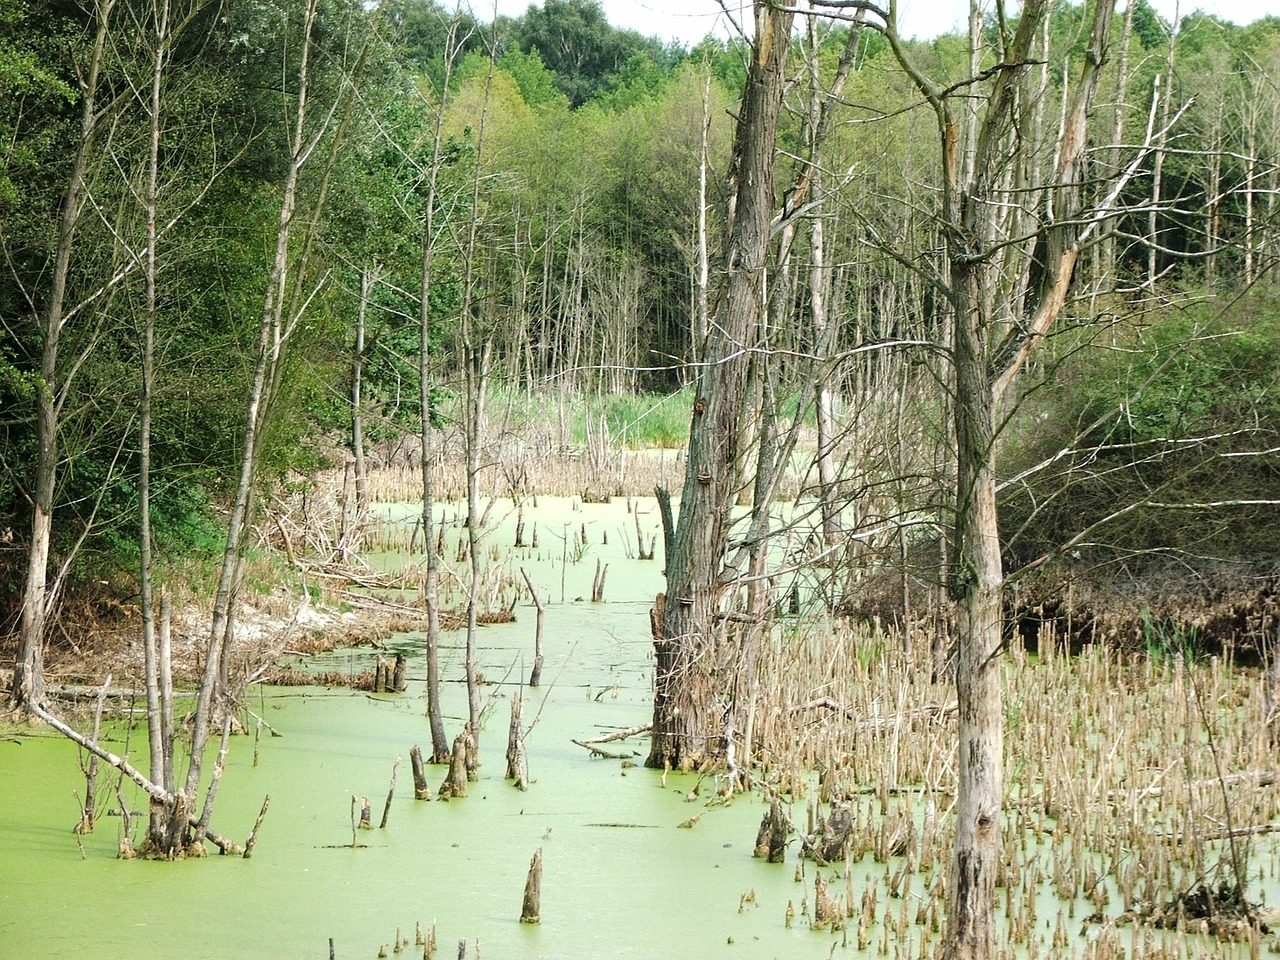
647, 0, 793, 771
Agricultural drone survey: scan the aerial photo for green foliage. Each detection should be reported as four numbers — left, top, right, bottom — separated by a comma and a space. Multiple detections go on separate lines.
590, 389, 693, 448
596, 51, 672, 110
1140, 610, 1198, 664
510, 0, 675, 107
1001, 288, 1280, 569
499, 47, 567, 110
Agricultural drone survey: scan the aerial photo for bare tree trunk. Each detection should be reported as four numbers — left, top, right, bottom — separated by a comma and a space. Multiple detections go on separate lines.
191, 0, 322, 807
463, 344, 490, 747
419, 14, 466, 764
874, 1, 1115, 955
12, 0, 116, 711
138, 0, 172, 853
348, 266, 371, 554
647, 0, 793, 771
1100, 0, 1135, 286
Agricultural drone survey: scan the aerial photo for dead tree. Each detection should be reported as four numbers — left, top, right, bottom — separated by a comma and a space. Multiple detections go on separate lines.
647, 0, 795, 772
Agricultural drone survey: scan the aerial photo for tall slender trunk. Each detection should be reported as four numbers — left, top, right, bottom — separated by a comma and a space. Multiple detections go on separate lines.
139, 0, 172, 851
1101, 0, 1135, 286
877, 1, 1114, 955
349, 267, 370, 553
456, 32, 498, 755
12, 0, 117, 711
464, 346, 490, 749
1147, 69, 1173, 288
191, 0, 320, 803
418, 17, 464, 764
944, 261, 1005, 960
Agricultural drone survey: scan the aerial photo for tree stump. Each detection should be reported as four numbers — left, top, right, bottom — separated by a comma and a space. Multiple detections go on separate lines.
812, 872, 843, 929
392, 652, 407, 693
438, 733, 468, 800
754, 797, 787, 862
520, 847, 543, 923
505, 691, 528, 790
410, 745, 432, 800
463, 725, 478, 782
806, 801, 852, 865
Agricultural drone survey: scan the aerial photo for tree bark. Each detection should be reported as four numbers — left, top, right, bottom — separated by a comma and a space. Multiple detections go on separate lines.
418, 13, 466, 765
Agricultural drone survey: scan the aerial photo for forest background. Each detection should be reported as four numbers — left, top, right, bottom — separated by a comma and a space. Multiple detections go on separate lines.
4, 0, 1279, 665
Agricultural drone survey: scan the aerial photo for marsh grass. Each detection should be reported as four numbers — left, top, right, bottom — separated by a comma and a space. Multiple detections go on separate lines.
750, 617, 1280, 957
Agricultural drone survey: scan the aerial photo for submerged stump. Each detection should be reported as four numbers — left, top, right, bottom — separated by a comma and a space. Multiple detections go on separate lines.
520, 847, 543, 923
506, 691, 528, 790
410, 745, 432, 800
438, 733, 469, 800
754, 798, 787, 863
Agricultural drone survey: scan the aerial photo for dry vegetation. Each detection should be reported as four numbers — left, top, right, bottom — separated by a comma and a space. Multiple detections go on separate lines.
745, 617, 1280, 955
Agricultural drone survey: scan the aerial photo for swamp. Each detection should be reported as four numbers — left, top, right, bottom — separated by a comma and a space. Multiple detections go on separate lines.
5, 1, 1280, 959
7, 471, 1280, 960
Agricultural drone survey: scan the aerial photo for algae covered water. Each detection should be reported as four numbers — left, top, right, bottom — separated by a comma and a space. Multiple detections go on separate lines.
0, 496, 845, 960
5, 494, 1273, 959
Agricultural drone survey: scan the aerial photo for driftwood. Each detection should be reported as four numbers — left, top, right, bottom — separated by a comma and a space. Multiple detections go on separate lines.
520, 847, 543, 923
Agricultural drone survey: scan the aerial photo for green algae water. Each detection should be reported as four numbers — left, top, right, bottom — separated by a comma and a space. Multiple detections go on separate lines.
0, 496, 845, 960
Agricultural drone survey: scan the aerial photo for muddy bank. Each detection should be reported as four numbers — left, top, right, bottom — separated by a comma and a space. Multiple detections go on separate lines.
0, 591, 416, 706
843, 554, 1280, 659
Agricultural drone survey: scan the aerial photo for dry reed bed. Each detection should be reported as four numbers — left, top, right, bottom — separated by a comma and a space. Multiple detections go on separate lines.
750, 619, 1280, 958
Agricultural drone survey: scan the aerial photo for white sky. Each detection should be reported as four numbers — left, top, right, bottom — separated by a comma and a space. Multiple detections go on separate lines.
482, 0, 1277, 47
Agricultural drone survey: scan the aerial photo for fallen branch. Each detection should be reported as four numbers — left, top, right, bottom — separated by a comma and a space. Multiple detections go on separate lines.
790, 698, 958, 730
571, 739, 639, 760
1196, 818, 1280, 841
574, 722, 652, 745
1119, 771, 1280, 802
31, 699, 242, 853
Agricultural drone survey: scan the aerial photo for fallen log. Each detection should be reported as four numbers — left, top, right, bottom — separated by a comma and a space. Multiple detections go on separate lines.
571, 739, 638, 760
